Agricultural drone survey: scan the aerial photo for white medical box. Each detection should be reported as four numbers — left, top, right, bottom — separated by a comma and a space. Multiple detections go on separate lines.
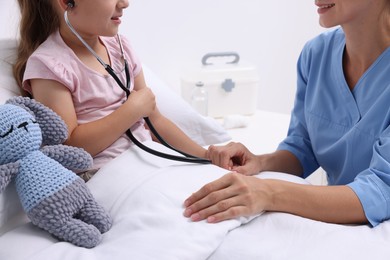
180, 52, 259, 118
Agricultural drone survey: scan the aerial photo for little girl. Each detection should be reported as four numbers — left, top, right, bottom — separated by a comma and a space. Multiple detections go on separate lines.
13, 0, 208, 178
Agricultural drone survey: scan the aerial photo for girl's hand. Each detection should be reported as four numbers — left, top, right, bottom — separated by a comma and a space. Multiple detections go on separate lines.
183, 172, 270, 223
207, 142, 261, 175
126, 87, 156, 118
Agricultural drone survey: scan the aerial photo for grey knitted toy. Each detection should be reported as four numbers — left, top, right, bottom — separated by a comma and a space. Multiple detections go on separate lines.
0, 96, 112, 248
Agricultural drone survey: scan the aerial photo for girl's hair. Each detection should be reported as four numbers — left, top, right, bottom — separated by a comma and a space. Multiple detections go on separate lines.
13, 0, 60, 91
380, 0, 390, 33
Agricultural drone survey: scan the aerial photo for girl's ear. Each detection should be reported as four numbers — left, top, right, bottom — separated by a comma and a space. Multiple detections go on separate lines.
6, 96, 68, 145
57, 0, 74, 11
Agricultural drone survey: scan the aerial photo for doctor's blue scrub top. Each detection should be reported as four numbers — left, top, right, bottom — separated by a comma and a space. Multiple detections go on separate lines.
277, 28, 390, 226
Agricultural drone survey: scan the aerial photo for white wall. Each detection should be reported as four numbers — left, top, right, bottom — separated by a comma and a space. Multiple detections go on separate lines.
122, 0, 325, 114
1, 0, 325, 114
0, 1, 19, 39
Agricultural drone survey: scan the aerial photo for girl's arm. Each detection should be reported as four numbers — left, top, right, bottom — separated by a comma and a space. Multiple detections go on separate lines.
30, 78, 155, 156
147, 112, 208, 158
133, 70, 207, 159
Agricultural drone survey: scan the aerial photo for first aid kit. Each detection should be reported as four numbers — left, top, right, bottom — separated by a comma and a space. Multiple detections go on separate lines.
181, 52, 259, 118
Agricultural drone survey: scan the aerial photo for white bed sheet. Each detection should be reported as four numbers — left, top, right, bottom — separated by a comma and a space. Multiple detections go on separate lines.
0, 140, 308, 260
210, 211, 390, 259
1, 112, 390, 260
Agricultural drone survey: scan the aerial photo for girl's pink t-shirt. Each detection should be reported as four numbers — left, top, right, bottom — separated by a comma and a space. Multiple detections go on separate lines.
23, 30, 152, 169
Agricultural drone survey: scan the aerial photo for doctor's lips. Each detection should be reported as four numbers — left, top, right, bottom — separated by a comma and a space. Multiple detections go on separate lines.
316, 3, 335, 9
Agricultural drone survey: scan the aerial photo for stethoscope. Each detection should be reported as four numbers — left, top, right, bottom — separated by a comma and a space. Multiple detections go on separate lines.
64, 9, 211, 164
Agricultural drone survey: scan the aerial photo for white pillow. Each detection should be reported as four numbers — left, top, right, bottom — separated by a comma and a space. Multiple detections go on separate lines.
143, 65, 231, 147
0, 38, 20, 104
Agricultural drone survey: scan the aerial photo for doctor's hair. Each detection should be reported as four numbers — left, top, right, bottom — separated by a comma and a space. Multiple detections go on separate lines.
13, 0, 60, 91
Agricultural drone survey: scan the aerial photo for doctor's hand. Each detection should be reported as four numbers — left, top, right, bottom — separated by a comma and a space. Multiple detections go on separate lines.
207, 142, 261, 175
183, 172, 270, 223
126, 87, 156, 118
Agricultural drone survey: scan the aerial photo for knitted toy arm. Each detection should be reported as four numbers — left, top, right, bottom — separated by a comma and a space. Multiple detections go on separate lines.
0, 162, 20, 192
41, 145, 93, 171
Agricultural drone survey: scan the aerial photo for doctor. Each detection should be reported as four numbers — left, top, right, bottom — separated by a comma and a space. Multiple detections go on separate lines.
184, 0, 390, 226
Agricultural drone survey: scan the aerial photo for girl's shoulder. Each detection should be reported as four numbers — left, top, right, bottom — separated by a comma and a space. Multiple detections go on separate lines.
23, 31, 80, 94
30, 31, 75, 64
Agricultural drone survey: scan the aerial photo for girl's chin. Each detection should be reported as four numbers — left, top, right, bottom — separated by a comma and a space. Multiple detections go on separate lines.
101, 30, 119, 37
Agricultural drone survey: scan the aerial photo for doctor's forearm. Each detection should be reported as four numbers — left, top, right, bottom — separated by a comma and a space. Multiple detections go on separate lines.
265, 180, 368, 225
257, 150, 304, 176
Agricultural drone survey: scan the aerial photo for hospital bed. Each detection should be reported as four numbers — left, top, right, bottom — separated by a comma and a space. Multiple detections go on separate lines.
1, 38, 389, 260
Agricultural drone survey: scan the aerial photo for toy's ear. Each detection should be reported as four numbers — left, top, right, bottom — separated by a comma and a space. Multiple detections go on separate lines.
6, 96, 68, 145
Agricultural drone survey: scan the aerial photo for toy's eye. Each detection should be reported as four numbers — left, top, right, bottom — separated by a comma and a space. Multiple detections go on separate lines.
17, 122, 29, 131
0, 125, 14, 138
31, 119, 37, 124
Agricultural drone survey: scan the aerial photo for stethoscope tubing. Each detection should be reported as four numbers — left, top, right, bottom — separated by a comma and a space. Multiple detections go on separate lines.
64, 10, 211, 164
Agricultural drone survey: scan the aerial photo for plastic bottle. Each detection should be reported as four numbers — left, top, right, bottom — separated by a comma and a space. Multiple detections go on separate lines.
191, 81, 208, 116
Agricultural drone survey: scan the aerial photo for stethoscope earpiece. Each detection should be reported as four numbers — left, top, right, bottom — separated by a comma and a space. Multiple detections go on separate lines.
67, 0, 75, 9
